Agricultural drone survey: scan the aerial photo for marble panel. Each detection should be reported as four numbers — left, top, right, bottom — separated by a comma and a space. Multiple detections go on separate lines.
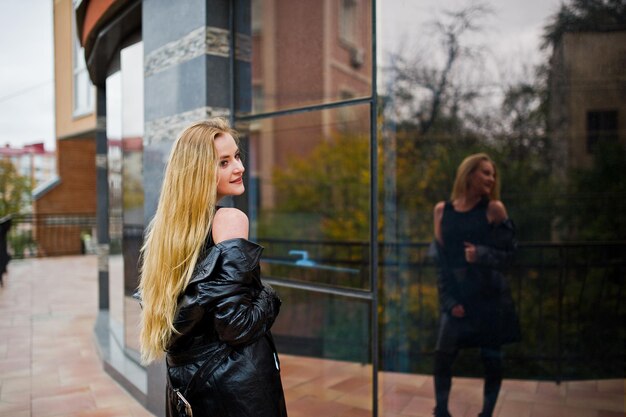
144, 55, 230, 122
142, 0, 228, 54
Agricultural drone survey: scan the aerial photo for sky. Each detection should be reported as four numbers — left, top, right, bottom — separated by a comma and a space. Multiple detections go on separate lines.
376, 0, 561, 120
0, 0, 55, 151
378, 0, 561, 78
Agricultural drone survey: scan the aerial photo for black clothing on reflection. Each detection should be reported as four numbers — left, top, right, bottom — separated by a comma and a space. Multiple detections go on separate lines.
165, 236, 287, 417
433, 348, 502, 417
432, 198, 519, 417
433, 199, 520, 351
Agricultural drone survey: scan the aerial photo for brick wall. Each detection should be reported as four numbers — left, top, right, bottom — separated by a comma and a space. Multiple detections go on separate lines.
35, 137, 97, 215
33, 136, 97, 255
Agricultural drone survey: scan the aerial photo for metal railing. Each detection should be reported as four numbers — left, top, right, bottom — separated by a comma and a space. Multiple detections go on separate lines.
6, 213, 97, 259
4, 216, 623, 381
259, 238, 626, 382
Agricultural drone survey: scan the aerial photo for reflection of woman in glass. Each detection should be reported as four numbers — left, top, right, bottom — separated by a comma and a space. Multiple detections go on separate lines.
138, 118, 287, 417
432, 153, 519, 417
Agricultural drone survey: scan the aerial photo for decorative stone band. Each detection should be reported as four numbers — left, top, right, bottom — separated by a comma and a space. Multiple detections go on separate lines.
235, 33, 251, 62
145, 26, 252, 77
95, 154, 107, 169
97, 243, 109, 272
96, 115, 107, 131
144, 106, 230, 145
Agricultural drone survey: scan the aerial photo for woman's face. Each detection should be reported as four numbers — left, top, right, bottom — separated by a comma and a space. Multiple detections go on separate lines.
469, 160, 496, 197
215, 133, 245, 200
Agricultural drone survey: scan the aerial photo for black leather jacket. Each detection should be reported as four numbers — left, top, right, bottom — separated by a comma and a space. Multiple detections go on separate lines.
431, 219, 520, 349
431, 218, 517, 314
166, 238, 287, 417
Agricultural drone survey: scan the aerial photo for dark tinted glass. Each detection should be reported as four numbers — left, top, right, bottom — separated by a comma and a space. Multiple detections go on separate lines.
377, 0, 625, 394
106, 41, 144, 356
236, 104, 372, 290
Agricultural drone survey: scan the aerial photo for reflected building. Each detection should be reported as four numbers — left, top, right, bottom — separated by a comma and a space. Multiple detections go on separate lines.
0, 143, 56, 190
245, 0, 371, 210
34, 0, 96, 257
68, 1, 625, 416
549, 29, 626, 169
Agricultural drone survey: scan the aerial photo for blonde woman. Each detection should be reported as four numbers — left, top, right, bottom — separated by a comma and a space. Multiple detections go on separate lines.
431, 153, 519, 417
138, 118, 287, 417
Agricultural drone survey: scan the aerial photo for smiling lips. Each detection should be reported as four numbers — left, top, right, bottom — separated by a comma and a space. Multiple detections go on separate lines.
231, 177, 243, 184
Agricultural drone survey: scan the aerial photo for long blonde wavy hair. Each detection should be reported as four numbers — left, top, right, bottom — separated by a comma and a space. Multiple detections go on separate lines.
139, 118, 237, 364
450, 153, 500, 201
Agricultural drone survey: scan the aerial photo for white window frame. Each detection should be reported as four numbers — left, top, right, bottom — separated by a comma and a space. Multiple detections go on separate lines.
339, 0, 358, 46
72, 12, 94, 117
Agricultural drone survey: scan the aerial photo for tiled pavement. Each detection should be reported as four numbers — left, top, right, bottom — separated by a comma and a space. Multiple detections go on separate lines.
283, 356, 625, 417
1, 256, 624, 417
0, 256, 155, 417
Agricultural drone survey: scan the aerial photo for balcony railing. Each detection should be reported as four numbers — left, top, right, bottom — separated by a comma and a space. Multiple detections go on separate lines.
6, 213, 97, 259
5, 215, 623, 382
260, 238, 626, 382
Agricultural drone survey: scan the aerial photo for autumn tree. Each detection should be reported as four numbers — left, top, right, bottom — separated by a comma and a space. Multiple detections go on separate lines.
0, 159, 32, 217
383, 2, 493, 136
542, 0, 626, 49
270, 132, 372, 241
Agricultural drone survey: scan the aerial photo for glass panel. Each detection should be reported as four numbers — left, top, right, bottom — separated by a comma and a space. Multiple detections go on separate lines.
378, 1, 625, 415
74, 71, 89, 113
236, 104, 371, 290
235, 0, 373, 116
121, 41, 144, 355
72, 12, 94, 115
105, 41, 144, 357
106, 70, 124, 345
271, 286, 373, 413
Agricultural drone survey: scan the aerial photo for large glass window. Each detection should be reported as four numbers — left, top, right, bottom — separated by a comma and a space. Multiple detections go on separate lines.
106, 40, 144, 359
235, 1, 376, 414
121, 41, 145, 355
238, 105, 371, 290
236, 0, 372, 116
378, 0, 624, 415
234, 1, 624, 415
236, 103, 376, 415
106, 70, 124, 343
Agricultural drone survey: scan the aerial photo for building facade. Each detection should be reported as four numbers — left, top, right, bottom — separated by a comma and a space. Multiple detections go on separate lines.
72, 1, 625, 416
549, 30, 626, 170
0, 143, 56, 191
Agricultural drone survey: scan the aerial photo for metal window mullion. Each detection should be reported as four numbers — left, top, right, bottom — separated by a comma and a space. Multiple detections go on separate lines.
230, 2, 380, 414
370, 0, 379, 415
235, 96, 373, 123
263, 277, 373, 300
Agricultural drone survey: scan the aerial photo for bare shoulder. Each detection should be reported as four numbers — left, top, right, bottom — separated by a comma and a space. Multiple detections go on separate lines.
434, 201, 445, 218
212, 208, 249, 243
487, 200, 508, 224
433, 201, 446, 244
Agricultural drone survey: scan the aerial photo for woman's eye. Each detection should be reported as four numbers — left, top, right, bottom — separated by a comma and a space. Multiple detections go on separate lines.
220, 160, 228, 167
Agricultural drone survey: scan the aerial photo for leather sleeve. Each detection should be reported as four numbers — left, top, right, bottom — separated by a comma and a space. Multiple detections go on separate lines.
475, 218, 517, 268
429, 241, 460, 313
171, 239, 280, 348
209, 239, 280, 347
437, 268, 461, 313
